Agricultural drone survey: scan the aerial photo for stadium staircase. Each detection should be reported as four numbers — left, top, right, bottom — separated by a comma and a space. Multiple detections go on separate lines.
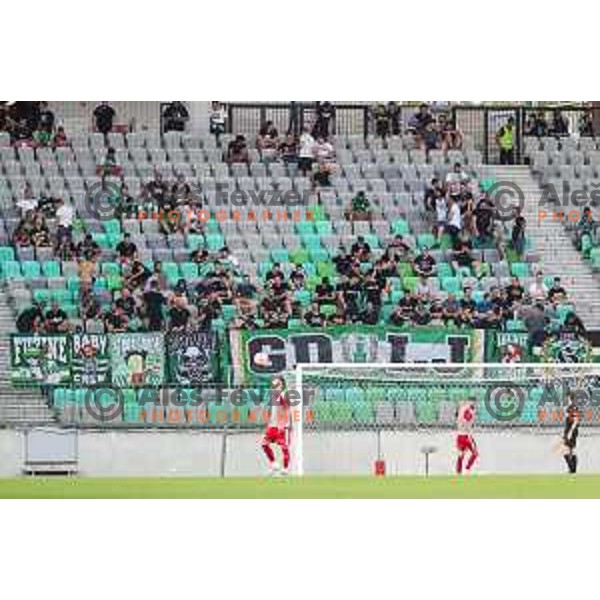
494, 165, 600, 329
0, 288, 54, 425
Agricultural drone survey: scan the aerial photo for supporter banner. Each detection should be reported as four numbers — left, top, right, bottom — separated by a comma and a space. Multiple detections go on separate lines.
542, 331, 594, 363
486, 331, 531, 363
71, 333, 111, 385
231, 326, 485, 385
10, 334, 71, 386
166, 330, 219, 385
110, 333, 165, 387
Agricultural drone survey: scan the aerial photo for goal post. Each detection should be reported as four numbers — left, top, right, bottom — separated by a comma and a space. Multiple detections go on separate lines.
292, 362, 600, 477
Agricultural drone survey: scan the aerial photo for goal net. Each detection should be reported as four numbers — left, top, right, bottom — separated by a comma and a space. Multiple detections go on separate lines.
291, 362, 600, 476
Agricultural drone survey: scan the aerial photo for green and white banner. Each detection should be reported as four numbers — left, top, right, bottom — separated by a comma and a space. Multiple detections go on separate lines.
71, 333, 111, 385
110, 333, 165, 387
231, 326, 485, 385
10, 334, 71, 386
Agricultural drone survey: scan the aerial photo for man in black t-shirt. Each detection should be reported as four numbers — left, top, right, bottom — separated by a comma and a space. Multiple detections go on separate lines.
143, 280, 165, 331
45, 302, 68, 333
116, 232, 137, 263
413, 248, 436, 278
17, 302, 44, 333
93, 102, 116, 135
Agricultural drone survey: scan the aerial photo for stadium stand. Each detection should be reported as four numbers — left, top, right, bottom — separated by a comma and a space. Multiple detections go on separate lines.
0, 101, 597, 428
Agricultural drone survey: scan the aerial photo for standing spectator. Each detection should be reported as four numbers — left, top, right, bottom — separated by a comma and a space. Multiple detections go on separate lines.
38, 102, 55, 134
446, 197, 462, 245
550, 110, 569, 137
278, 133, 298, 164
372, 103, 390, 139
162, 101, 189, 133
93, 101, 116, 136
298, 128, 315, 175
209, 101, 227, 143
387, 101, 402, 136
496, 117, 515, 165
55, 198, 75, 257
511, 214, 527, 257
313, 102, 335, 138
143, 280, 166, 331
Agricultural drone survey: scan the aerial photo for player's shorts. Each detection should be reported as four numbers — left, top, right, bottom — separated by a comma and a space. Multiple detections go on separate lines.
563, 436, 577, 449
456, 434, 476, 453
263, 427, 288, 447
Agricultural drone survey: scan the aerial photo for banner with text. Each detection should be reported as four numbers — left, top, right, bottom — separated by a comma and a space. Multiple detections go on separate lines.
10, 334, 71, 386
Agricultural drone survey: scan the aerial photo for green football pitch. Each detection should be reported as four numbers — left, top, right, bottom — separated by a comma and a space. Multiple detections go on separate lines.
1, 475, 600, 498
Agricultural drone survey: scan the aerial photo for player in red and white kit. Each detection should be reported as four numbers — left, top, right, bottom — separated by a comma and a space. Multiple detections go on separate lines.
261, 376, 292, 476
456, 399, 478, 475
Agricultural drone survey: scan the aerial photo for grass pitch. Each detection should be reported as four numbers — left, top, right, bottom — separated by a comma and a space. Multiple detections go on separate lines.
0, 475, 600, 498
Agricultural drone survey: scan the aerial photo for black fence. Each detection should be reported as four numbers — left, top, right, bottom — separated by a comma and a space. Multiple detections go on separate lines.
224, 102, 596, 164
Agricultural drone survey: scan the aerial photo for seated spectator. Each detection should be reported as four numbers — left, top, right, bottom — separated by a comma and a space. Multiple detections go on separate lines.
388, 234, 412, 261
330, 306, 347, 326
459, 287, 476, 327
438, 113, 462, 150
529, 272, 548, 302
351, 235, 371, 262
52, 126, 68, 148
451, 240, 478, 275
146, 261, 167, 291
98, 146, 122, 178
408, 103, 435, 137
115, 287, 138, 319
79, 281, 101, 323
525, 112, 548, 137
441, 293, 461, 327
313, 137, 335, 164
547, 277, 568, 302
116, 232, 137, 264
104, 305, 128, 333
290, 265, 306, 291
445, 162, 470, 197
163, 101, 189, 133
506, 277, 525, 308
124, 259, 151, 291
278, 133, 298, 164
390, 293, 417, 326
16, 302, 45, 333
304, 302, 325, 327
312, 162, 333, 189
315, 277, 336, 305
45, 301, 70, 333
362, 301, 380, 325
413, 247, 436, 278
346, 191, 372, 223
77, 233, 101, 261
420, 121, 441, 151
227, 134, 250, 165
256, 121, 279, 160
261, 295, 289, 329
387, 101, 401, 136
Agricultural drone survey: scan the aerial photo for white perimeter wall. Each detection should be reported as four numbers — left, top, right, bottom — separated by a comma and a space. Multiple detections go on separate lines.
0, 428, 598, 477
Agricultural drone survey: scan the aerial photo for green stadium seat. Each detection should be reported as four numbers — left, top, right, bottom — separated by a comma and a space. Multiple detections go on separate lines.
315, 221, 332, 236
302, 234, 322, 249
317, 262, 335, 278
42, 261, 61, 278
353, 401, 375, 424
289, 248, 309, 265
310, 248, 329, 263
2, 261, 21, 279
511, 262, 529, 278
0, 246, 15, 262
417, 233, 436, 249
271, 248, 289, 263
403, 276, 419, 293
296, 221, 315, 236
186, 234, 204, 251
206, 233, 225, 251
392, 219, 410, 236
22, 261, 41, 279
180, 262, 199, 280
294, 290, 311, 306
442, 277, 461, 294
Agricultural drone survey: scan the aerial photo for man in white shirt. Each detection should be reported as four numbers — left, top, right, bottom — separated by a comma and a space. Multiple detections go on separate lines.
529, 272, 548, 301
55, 198, 75, 255
298, 128, 316, 175
446, 197, 462, 244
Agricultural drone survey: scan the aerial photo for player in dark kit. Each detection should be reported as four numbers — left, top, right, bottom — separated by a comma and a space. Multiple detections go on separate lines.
562, 395, 580, 474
